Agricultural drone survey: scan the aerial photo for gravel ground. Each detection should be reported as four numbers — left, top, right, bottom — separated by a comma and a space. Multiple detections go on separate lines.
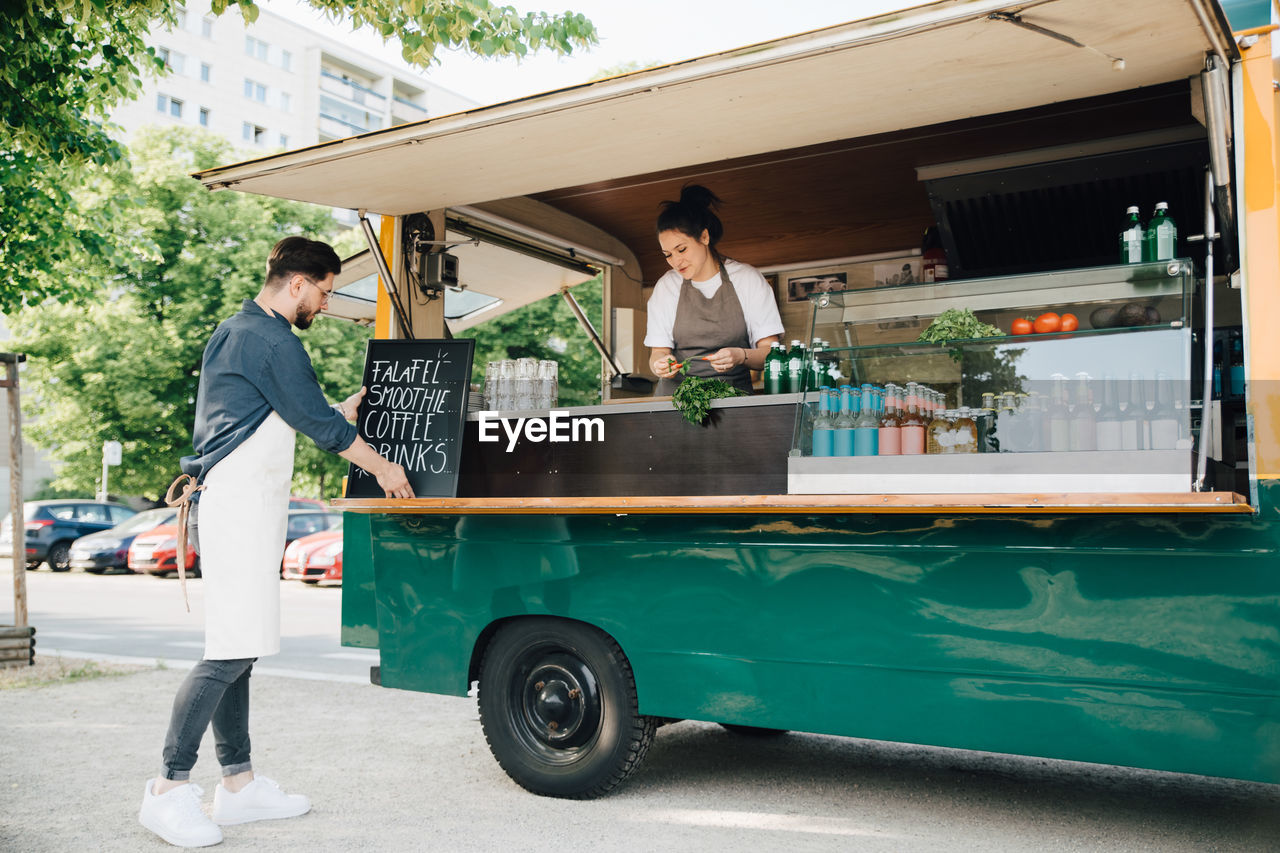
2, 667, 1278, 852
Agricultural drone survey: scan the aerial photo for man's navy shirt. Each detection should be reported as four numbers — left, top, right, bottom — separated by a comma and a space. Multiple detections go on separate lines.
181, 299, 357, 484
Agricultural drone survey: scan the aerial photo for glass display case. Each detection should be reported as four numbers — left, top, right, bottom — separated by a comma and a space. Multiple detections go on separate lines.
788, 261, 1195, 495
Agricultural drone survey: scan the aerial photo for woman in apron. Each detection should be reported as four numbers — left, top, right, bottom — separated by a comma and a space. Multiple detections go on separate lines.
644, 185, 785, 395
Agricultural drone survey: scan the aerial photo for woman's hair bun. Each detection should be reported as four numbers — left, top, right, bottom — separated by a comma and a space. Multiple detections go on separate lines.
657, 184, 725, 250
679, 184, 721, 210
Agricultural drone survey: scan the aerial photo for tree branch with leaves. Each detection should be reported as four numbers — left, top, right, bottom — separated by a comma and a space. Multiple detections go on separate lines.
0, 0, 597, 314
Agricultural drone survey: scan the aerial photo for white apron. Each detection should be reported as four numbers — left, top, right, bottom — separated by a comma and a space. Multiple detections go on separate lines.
199, 411, 296, 660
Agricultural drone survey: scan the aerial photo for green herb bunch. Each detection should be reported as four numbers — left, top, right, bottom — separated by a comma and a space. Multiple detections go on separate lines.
669, 361, 746, 425
917, 308, 1002, 343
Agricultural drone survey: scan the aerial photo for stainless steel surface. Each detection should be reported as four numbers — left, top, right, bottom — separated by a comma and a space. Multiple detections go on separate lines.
466, 392, 803, 421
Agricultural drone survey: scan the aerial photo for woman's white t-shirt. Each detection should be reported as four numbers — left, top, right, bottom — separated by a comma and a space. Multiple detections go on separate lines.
644, 259, 785, 350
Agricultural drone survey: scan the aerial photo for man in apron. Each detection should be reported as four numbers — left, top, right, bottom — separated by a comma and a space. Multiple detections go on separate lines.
139, 237, 414, 848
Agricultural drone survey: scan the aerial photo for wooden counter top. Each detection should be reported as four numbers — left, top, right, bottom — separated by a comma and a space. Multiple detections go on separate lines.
334, 491, 1252, 515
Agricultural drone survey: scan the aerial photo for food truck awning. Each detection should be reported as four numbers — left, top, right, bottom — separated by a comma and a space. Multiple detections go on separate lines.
193, 0, 1237, 216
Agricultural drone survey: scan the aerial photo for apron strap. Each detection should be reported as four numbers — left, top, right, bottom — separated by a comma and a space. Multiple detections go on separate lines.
164, 474, 205, 613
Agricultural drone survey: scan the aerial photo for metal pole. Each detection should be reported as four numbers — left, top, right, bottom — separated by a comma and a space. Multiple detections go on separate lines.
560, 287, 624, 379
100, 451, 108, 502
1194, 168, 1216, 492
6, 355, 26, 628
358, 211, 414, 340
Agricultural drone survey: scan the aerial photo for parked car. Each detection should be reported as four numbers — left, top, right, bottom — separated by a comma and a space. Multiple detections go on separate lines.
289, 496, 326, 510
0, 499, 137, 571
282, 523, 343, 584
129, 523, 198, 577
301, 535, 344, 585
132, 510, 341, 578
69, 507, 177, 574
281, 511, 342, 574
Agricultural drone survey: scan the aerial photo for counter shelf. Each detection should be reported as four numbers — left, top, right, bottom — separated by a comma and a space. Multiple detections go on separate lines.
791, 261, 1202, 496
805, 259, 1191, 349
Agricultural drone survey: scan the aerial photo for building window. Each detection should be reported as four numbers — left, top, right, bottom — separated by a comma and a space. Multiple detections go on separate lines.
280, 50, 292, 72
174, 8, 187, 29
201, 16, 214, 38
199, 107, 210, 127
279, 133, 289, 148
242, 122, 266, 145
156, 47, 184, 74
280, 92, 290, 112
200, 63, 211, 83
245, 36, 269, 61
243, 79, 266, 103
157, 95, 183, 119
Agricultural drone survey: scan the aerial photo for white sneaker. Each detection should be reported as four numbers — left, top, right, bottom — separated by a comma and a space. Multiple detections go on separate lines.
138, 779, 223, 848
212, 776, 310, 826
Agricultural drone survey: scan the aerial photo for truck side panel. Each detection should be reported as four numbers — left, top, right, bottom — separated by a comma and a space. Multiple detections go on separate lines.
340, 510, 378, 648
363, 489, 1280, 784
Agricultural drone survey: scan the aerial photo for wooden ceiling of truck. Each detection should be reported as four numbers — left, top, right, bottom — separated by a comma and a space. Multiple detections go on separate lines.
193, 0, 1232, 227
531, 84, 1202, 284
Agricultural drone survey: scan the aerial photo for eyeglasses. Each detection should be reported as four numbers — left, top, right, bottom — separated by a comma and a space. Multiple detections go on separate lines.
301, 277, 333, 305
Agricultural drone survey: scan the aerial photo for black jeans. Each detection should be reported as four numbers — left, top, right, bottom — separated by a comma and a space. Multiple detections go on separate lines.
160, 657, 257, 780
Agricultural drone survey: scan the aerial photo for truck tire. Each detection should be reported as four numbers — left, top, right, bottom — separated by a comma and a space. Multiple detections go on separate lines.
478, 618, 656, 799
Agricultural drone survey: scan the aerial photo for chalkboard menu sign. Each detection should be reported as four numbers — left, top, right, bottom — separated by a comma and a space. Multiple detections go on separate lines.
346, 338, 474, 498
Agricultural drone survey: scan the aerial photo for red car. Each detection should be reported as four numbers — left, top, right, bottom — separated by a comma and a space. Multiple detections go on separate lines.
129, 523, 199, 577
282, 524, 343, 585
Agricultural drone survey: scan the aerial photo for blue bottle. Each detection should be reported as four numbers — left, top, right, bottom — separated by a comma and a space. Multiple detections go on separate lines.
853, 385, 880, 456
811, 387, 835, 457
833, 386, 857, 456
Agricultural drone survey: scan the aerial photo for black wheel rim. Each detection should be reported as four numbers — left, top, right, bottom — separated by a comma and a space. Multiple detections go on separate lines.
49, 544, 70, 569
507, 645, 603, 765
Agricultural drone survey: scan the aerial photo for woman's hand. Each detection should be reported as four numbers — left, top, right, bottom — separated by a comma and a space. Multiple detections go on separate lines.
705, 347, 744, 373
651, 354, 680, 378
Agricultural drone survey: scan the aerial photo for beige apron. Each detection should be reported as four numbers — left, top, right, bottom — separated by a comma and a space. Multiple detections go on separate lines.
655, 262, 754, 396
199, 411, 295, 660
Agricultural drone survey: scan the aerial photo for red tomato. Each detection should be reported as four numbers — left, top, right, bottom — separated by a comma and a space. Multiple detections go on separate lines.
1033, 312, 1061, 334
1060, 313, 1079, 332
1011, 318, 1033, 335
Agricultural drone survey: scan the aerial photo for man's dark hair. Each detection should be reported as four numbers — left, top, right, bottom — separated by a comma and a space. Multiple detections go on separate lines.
265, 236, 341, 288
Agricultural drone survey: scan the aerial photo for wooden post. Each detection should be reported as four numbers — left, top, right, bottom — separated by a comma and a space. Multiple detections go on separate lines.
1, 353, 26, 629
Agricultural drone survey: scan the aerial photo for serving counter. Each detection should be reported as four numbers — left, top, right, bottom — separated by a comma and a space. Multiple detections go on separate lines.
453, 393, 801, 498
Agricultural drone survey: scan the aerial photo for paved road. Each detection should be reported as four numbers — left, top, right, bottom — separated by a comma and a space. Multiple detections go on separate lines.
0, 563, 376, 681
4, 562, 1280, 851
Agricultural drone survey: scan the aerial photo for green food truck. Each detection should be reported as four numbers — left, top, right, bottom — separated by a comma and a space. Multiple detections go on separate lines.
195, 0, 1280, 799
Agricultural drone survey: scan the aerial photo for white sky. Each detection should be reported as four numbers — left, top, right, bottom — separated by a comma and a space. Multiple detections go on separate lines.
260, 0, 922, 107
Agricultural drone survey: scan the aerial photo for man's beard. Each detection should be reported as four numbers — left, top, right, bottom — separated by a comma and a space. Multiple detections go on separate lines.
293, 306, 315, 330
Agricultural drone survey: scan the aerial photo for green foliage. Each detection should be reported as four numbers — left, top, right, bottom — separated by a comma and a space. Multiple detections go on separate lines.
671, 373, 746, 425
464, 276, 604, 407
9, 128, 368, 501
304, 0, 598, 64
0, 0, 597, 313
917, 309, 1002, 344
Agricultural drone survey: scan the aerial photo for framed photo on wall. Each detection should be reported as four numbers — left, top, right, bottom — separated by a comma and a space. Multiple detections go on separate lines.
786, 273, 847, 303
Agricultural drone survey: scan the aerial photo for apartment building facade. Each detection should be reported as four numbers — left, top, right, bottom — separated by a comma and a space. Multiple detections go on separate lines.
110, 2, 477, 153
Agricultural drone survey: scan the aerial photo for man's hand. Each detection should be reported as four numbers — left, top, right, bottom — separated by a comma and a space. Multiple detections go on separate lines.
375, 460, 414, 499
338, 386, 367, 421
339, 436, 416, 500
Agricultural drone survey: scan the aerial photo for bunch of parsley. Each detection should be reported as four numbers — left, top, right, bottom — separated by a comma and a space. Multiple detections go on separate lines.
668, 362, 746, 425
917, 309, 1002, 343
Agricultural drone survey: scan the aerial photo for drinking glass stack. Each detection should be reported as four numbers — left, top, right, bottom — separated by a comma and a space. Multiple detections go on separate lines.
483, 358, 558, 411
